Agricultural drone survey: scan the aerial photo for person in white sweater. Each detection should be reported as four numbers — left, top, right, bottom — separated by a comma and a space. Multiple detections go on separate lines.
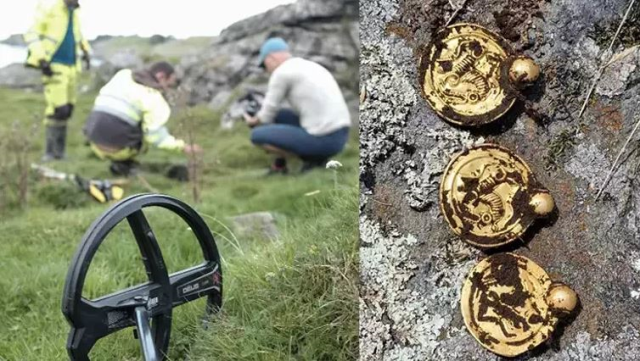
244, 37, 352, 174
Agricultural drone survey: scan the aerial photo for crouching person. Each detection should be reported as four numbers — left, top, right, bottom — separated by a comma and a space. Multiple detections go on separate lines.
244, 38, 352, 174
83, 61, 200, 176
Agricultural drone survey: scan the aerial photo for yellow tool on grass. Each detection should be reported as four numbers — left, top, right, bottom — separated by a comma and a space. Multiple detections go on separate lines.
31, 163, 125, 203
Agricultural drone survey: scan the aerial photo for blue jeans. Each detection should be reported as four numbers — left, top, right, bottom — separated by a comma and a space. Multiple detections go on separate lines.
251, 109, 349, 161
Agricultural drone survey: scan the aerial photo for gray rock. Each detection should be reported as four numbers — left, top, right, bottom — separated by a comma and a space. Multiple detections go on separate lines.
360, 0, 640, 359
177, 0, 359, 125
596, 46, 640, 98
210, 90, 235, 111
0, 34, 26, 47
0, 64, 42, 90
228, 212, 279, 241
106, 50, 145, 70
94, 50, 145, 86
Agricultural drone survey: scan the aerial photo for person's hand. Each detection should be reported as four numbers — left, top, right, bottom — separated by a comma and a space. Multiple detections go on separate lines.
39, 60, 53, 77
82, 52, 91, 71
243, 113, 260, 128
184, 144, 203, 155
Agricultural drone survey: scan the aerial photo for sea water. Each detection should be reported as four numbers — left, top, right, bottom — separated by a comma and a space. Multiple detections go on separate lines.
0, 44, 27, 69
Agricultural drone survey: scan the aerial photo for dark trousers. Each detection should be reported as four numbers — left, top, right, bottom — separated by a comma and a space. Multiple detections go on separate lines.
251, 109, 349, 161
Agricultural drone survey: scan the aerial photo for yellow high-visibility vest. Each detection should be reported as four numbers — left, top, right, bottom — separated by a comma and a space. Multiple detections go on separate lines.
93, 69, 185, 151
23, 0, 91, 70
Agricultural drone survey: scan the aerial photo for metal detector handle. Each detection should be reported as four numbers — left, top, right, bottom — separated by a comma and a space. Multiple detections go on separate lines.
135, 307, 159, 361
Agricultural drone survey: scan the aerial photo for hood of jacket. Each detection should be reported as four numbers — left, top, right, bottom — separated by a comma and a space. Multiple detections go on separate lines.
132, 70, 164, 91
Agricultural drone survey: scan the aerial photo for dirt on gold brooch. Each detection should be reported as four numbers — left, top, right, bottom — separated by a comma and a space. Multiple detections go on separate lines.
439, 144, 554, 248
461, 253, 578, 357
419, 23, 540, 127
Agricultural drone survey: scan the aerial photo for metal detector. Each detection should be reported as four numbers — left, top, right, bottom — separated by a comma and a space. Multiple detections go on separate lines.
62, 194, 223, 360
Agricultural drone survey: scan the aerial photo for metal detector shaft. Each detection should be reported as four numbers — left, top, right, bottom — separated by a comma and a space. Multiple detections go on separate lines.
135, 306, 159, 361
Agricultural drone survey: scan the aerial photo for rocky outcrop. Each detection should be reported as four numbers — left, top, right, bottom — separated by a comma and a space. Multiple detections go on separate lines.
177, 0, 359, 126
0, 34, 26, 47
89, 36, 214, 88
92, 49, 144, 88
0, 0, 359, 124
0, 64, 42, 90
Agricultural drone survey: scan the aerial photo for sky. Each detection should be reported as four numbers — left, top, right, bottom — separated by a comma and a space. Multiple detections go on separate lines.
0, 0, 296, 41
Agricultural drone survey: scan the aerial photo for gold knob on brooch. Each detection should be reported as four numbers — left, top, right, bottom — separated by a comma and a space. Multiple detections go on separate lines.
508, 56, 540, 87
547, 282, 579, 314
530, 191, 555, 217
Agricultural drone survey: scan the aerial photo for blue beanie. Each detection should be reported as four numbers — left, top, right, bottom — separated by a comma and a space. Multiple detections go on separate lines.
258, 37, 289, 67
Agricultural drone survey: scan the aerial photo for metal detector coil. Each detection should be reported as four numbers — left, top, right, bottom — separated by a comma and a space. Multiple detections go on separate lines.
62, 194, 223, 361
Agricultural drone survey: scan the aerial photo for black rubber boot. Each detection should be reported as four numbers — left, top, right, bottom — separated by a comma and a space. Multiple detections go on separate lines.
110, 160, 139, 177
266, 157, 289, 176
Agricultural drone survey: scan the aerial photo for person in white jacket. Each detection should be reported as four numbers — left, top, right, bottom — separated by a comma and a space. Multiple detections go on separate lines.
244, 38, 352, 174
83, 61, 200, 176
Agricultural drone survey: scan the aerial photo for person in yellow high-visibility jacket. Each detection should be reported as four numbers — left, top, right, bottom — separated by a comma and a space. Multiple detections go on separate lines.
24, 0, 91, 161
83, 61, 201, 176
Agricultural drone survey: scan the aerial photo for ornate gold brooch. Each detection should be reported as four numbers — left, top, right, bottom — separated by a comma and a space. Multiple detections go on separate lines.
420, 23, 540, 126
461, 253, 578, 357
421, 22, 579, 358
440, 144, 554, 248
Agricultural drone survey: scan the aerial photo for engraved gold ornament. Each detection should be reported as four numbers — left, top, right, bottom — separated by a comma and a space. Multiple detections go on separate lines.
419, 23, 540, 126
439, 144, 554, 248
461, 253, 578, 357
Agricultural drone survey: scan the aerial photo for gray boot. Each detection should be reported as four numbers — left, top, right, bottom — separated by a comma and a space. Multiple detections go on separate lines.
43, 125, 67, 161
54, 125, 67, 160
43, 126, 57, 162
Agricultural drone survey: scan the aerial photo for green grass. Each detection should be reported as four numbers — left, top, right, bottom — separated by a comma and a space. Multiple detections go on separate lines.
0, 86, 359, 360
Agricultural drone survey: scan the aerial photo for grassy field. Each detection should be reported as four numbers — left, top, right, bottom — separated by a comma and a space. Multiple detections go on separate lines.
0, 84, 359, 360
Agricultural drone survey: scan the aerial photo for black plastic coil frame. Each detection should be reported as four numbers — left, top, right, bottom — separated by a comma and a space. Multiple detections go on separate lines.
61, 194, 223, 360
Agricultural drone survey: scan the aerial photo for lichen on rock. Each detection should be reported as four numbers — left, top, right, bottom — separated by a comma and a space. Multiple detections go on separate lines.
402, 130, 485, 211
360, 0, 640, 359
360, 217, 480, 360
